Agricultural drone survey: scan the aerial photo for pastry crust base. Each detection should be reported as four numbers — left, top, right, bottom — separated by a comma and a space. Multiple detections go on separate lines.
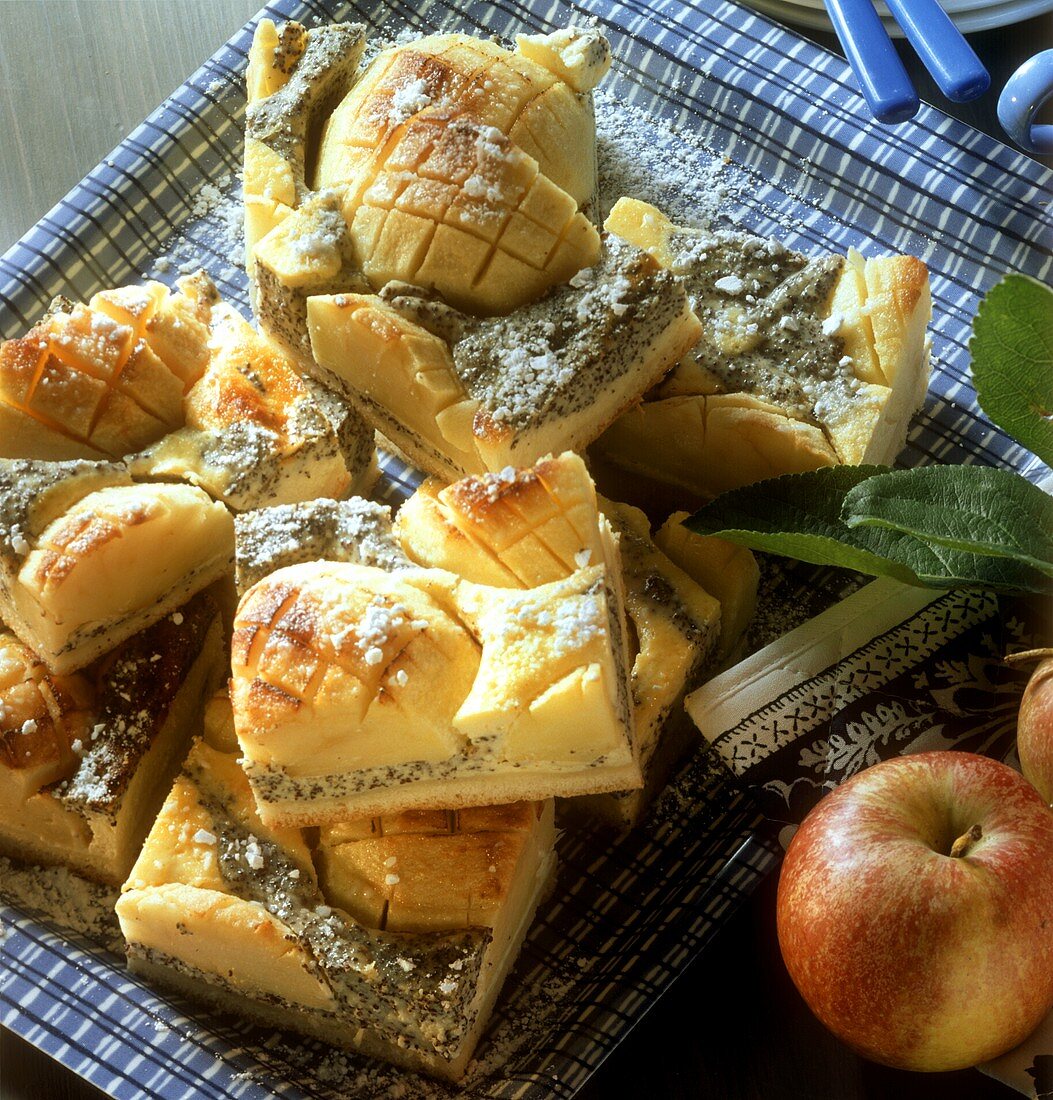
242, 756, 642, 829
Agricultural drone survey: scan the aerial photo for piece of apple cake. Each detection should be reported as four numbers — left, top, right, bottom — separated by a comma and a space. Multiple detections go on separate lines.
594, 198, 932, 500
654, 511, 761, 665
245, 22, 608, 339
0, 591, 224, 884
244, 22, 701, 481
0, 274, 215, 461
306, 237, 701, 480
117, 713, 556, 1081
0, 459, 234, 673
129, 303, 376, 509
230, 551, 636, 825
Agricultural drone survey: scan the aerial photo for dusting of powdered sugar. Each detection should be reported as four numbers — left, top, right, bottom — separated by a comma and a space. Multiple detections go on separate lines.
745, 554, 867, 654
0, 857, 123, 954
593, 88, 815, 243
147, 172, 247, 290
595, 90, 736, 227
489, 578, 606, 655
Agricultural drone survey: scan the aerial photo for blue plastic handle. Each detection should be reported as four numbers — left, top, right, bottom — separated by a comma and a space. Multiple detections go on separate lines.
824, 0, 919, 124
999, 50, 1053, 155
883, 0, 990, 102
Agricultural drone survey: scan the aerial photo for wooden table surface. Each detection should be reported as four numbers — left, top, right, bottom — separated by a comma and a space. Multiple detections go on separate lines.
0, 2, 1049, 1098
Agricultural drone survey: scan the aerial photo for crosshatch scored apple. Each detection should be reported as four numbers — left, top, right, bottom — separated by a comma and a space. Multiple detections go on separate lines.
777, 751, 1053, 1073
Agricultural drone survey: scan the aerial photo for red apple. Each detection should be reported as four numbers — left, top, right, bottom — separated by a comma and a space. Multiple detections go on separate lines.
777, 751, 1053, 1072
1018, 656, 1053, 805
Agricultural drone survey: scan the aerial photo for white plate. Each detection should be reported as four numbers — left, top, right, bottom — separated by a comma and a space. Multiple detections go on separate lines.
744, 0, 1053, 35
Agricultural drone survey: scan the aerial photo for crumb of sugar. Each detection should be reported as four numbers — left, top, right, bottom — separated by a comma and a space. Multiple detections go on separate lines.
189, 182, 224, 221
243, 836, 264, 871
389, 77, 432, 122
714, 275, 744, 295
148, 173, 246, 285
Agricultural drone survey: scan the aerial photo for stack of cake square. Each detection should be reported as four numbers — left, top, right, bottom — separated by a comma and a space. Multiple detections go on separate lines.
117, 451, 748, 1078
0, 8, 935, 1081
0, 269, 378, 885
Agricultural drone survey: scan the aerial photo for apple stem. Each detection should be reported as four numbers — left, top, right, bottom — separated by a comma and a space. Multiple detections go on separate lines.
949, 824, 982, 859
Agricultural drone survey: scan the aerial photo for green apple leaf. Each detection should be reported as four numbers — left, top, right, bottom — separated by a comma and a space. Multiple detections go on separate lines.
844, 466, 1053, 578
685, 466, 1053, 594
970, 273, 1053, 467
684, 466, 919, 583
